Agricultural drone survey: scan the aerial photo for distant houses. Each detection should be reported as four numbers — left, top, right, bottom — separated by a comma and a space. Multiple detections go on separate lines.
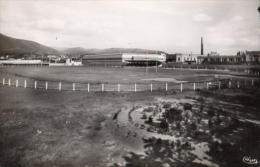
245, 51, 260, 63
0, 53, 83, 66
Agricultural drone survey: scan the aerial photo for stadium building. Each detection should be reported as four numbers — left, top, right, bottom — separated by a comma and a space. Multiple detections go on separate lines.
122, 53, 166, 66
82, 53, 167, 66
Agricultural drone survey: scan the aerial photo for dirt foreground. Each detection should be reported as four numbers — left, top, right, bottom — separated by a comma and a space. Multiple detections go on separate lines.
0, 86, 260, 167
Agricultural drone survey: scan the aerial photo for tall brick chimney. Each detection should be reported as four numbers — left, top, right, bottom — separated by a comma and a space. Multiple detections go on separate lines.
201, 37, 204, 55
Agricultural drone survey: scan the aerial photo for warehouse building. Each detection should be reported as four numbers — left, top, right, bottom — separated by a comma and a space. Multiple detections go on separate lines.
82, 53, 122, 66
197, 55, 245, 64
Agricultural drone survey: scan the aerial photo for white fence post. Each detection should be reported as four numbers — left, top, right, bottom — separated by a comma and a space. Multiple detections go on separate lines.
87, 83, 90, 92
193, 82, 196, 91
2, 78, 5, 85
8, 78, 11, 87
252, 79, 254, 87
59, 82, 61, 91
218, 81, 221, 90
134, 83, 137, 92
16, 80, 18, 87
73, 83, 75, 91
165, 83, 168, 91
24, 80, 27, 88
150, 83, 153, 92
206, 82, 209, 90
237, 81, 240, 88
118, 84, 120, 92
45, 82, 48, 90
102, 84, 104, 92
229, 80, 231, 88
34, 81, 37, 89
180, 83, 183, 92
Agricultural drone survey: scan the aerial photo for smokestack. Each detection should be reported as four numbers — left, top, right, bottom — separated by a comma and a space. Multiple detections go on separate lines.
201, 37, 204, 55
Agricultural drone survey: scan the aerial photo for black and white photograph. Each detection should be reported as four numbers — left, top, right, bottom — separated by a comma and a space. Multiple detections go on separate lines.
0, 0, 260, 167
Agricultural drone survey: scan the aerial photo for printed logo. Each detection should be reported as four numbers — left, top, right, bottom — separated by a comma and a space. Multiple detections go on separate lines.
243, 156, 258, 165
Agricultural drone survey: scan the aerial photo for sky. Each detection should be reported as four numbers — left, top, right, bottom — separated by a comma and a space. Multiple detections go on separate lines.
0, 0, 259, 54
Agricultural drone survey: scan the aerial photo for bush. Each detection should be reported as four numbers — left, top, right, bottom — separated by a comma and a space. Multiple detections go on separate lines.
160, 119, 169, 129
183, 103, 192, 110
164, 107, 183, 123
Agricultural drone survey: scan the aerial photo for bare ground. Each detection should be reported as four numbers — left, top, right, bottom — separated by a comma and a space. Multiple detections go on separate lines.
0, 86, 260, 167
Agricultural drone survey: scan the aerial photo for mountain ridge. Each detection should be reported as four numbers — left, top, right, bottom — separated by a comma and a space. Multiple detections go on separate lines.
0, 33, 59, 58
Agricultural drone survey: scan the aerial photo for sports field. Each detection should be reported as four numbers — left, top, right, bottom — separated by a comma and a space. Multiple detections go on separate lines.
0, 66, 250, 84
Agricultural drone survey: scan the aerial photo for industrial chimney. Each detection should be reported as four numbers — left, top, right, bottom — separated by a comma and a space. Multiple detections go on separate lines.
201, 37, 204, 55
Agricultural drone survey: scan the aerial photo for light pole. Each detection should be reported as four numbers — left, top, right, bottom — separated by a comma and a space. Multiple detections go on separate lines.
146, 52, 148, 73
156, 50, 158, 73
146, 56, 148, 73
156, 61, 157, 73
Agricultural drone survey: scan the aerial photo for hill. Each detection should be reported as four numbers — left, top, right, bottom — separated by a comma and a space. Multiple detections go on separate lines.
0, 33, 59, 58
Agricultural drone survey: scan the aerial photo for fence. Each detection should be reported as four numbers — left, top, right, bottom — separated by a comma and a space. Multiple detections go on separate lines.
1, 77, 259, 92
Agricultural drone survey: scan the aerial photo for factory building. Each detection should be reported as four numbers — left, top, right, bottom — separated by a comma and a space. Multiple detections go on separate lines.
172, 37, 259, 64
174, 37, 204, 64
